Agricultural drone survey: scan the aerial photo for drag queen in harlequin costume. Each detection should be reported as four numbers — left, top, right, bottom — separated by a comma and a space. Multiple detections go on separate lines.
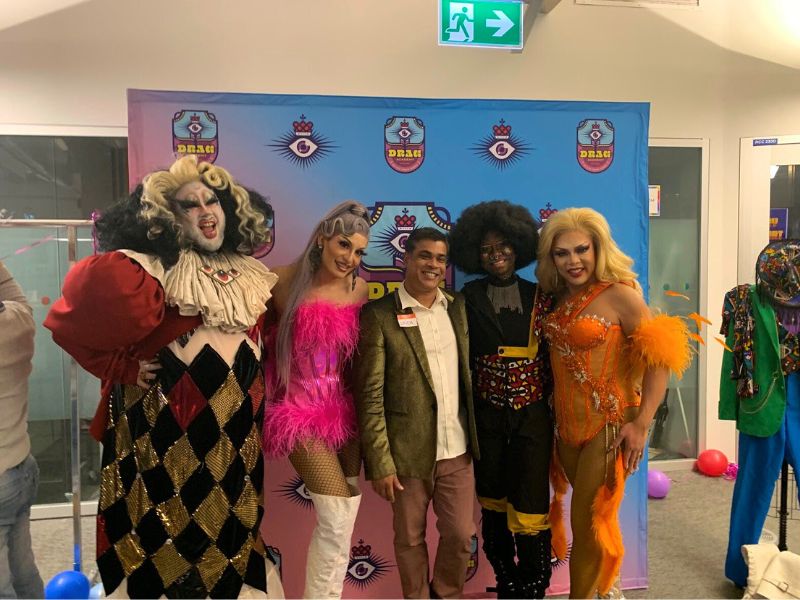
44, 156, 278, 599
262, 201, 369, 599
535, 208, 691, 599
448, 201, 554, 599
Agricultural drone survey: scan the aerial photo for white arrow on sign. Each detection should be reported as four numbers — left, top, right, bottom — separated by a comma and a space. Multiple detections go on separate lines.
486, 9, 514, 37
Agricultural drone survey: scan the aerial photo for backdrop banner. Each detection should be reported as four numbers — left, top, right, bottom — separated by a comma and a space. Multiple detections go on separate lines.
128, 89, 651, 597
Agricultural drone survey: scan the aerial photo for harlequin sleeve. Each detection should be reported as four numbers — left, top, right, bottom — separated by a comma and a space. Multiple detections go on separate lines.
44, 251, 166, 384
628, 313, 692, 378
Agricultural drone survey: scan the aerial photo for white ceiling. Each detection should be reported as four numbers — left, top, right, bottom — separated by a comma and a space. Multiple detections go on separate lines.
0, 0, 89, 31
1, 0, 799, 70
648, 0, 800, 70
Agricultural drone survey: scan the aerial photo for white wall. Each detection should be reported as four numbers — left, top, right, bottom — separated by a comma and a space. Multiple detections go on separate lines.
3, 0, 800, 459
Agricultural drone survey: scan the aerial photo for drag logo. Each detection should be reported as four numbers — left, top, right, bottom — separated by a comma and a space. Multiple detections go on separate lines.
265, 546, 283, 579
269, 114, 335, 168
472, 119, 529, 170
276, 475, 313, 509
577, 119, 615, 173
465, 533, 479, 581
360, 202, 455, 300
172, 110, 219, 163
345, 539, 393, 589
384, 116, 425, 173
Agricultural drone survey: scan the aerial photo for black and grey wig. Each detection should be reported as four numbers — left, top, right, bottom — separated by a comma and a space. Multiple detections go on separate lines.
448, 200, 539, 275
95, 155, 272, 268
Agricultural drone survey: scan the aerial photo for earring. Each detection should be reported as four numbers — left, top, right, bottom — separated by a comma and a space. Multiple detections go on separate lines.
309, 245, 322, 270
351, 268, 358, 291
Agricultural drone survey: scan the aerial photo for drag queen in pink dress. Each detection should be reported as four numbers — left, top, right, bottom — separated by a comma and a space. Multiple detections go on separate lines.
262, 201, 370, 599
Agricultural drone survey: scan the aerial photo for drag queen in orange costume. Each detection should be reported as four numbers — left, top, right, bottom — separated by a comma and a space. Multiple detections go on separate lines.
536, 208, 690, 599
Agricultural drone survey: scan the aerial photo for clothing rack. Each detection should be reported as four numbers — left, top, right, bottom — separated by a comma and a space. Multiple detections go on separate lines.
778, 460, 790, 551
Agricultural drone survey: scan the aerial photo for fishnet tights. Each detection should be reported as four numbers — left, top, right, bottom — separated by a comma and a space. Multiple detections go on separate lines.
289, 438, 361, 497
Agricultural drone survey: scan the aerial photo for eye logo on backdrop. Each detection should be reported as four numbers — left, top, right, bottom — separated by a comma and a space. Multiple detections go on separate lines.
270, 114, 335, 168
173, 110, 219, 163
384, 116, 425, 173
577, 119, 615, 173
360, 202, 454, 299
276, 475, 313, 509
472, 119, 529, 170
345, 539, 393, 589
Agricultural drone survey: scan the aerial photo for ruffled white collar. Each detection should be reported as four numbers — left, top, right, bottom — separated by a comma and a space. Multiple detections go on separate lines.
119, 249, 278, 332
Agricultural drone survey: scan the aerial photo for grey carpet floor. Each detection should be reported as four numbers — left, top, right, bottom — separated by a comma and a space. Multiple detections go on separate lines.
29, 469, 800, 598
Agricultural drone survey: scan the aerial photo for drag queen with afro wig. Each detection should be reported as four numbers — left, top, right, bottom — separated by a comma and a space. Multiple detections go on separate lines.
449, 200, 555, 599
537, 207, 691, 599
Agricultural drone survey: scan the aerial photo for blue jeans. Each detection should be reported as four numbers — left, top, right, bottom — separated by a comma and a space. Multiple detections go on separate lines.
725, 372, 800, 587
0, 454, 44, 599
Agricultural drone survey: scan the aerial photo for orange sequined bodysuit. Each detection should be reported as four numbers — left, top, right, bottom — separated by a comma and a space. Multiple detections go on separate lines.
543, 282, 641, 447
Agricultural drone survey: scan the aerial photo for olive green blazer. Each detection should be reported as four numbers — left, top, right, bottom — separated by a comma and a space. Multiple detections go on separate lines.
353, 289, 480, 481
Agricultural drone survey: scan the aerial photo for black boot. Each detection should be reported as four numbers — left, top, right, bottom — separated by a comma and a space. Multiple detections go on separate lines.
515, 529, 552, 599
481, 508, 519, 598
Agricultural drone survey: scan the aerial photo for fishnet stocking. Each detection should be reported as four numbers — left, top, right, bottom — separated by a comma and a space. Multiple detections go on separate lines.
290, 441, 357, 497
338, 438, 362, 478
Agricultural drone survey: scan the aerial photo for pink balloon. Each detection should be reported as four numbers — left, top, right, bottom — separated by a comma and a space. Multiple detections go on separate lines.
696, 449, 729, 477
647, 469, 671, 498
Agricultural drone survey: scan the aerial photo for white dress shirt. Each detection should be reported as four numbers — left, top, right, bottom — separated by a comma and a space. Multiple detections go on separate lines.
398, 283, 468, 460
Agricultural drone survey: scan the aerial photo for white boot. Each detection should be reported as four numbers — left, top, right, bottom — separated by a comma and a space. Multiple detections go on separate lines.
304, 490, 362, 599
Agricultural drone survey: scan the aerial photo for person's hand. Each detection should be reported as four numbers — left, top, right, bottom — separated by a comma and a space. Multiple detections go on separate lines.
371, 474, 404, 502
611, 420, 648, 474
137, 359, 161, 390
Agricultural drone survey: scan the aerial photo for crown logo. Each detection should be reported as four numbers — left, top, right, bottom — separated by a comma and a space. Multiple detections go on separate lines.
539, 202, 558, 222
292, 115, 314, 137
492, 119, 512, 140
395, 209, 417, 231
351, 539, 372, 560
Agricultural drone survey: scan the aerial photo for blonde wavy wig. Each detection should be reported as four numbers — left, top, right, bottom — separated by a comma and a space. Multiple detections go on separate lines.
139, 155, 270, 253
535, 207, 639, 295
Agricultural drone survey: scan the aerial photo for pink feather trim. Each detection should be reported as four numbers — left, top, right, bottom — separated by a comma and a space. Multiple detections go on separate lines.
263, 390, 357, 457
262, 300, 362, 457
291, 300, 362, 359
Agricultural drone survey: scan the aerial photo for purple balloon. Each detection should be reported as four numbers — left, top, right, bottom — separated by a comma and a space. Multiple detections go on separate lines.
647, 469, 671, 499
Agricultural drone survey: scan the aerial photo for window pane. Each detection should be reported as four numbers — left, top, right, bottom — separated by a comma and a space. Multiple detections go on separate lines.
0, 134, 126, 508
648, 146, 701, 460
1, 226, 99, 505
0, 136, 127, 220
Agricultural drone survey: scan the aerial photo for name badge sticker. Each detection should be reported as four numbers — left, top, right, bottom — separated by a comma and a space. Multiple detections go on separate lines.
397, 313, 418, 328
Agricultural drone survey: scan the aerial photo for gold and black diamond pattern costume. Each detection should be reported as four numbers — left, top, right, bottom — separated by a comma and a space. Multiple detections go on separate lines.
97, 342, 266, 599
44, 249, 278, 599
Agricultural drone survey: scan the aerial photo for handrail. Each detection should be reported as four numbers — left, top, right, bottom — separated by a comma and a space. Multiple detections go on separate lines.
0, 219, 93, 227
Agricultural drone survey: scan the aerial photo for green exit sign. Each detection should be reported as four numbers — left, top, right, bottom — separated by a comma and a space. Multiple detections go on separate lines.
439, 0, 524, 49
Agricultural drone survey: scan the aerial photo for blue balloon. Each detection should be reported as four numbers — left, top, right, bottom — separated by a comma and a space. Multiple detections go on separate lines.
45, 570, 90, 599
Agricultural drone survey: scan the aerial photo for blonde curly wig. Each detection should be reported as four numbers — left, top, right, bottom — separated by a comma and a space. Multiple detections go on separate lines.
139, 155, 270, 253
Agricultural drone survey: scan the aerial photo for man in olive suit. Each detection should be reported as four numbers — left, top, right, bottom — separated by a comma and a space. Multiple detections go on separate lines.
353, 227, 479, 599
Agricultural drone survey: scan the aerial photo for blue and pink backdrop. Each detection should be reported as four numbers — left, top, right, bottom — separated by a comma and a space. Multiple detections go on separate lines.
127, 89, 651, 597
